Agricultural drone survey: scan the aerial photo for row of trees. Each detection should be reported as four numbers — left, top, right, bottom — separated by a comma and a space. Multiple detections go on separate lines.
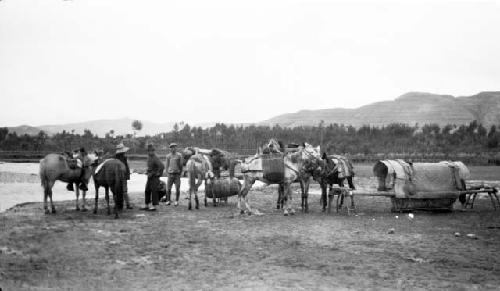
1, 120, 500, 157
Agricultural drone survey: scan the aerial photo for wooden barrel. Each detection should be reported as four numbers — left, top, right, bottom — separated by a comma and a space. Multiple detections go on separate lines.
205, 178, 242, 199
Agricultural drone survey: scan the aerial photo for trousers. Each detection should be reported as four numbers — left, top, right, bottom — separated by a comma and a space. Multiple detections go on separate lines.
166, 173, 181, 202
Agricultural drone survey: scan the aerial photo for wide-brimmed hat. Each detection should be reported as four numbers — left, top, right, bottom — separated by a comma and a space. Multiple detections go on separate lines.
116, 143, 129, 154
169, 143, 178, 148
147, 144, 155, 151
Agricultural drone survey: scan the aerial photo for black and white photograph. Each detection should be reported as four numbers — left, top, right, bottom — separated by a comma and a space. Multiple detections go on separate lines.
1, 0, 499, 290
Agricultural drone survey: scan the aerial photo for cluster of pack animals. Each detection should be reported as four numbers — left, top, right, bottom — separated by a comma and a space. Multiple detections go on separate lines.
39, 140, 356, 218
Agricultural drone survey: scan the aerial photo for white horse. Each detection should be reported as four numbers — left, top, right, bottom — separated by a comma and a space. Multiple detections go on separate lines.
39, 151, 98, 214
238, 142, 321, 216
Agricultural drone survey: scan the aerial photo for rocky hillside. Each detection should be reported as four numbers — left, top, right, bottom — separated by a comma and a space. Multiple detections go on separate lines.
261, 91, 500, 128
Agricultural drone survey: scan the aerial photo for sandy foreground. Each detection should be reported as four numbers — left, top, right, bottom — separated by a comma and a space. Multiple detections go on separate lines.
1, 162, 500, 290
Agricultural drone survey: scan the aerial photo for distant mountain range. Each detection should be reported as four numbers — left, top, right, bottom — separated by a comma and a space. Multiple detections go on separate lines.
8, 118, 177, 137
5, 91, 500, 136
261, 91, 500, 128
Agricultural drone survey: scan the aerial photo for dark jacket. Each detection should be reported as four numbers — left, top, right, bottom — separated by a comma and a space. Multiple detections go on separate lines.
115, 153, 131, 180
147, 154, 165, 178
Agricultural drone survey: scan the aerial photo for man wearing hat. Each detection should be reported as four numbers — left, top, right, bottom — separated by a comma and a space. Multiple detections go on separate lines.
115, 142, 133, 209
164, 142, 183, 206
142, 144, 164, 211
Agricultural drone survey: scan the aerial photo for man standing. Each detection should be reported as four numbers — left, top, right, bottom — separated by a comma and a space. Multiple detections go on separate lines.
115, 142, 133, 209
142, 144, 164, 211
165, 142, 183, 206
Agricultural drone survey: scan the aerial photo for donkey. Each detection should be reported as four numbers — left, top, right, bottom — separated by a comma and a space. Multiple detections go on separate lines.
39, 152, 98, 214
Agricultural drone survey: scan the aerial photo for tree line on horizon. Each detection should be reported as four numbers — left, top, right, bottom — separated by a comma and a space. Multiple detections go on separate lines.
1, 120, 500, 159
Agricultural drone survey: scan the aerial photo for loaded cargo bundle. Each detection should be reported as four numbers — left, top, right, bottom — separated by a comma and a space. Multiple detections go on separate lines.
373, 160, 469, 211
261, 152, 285, 183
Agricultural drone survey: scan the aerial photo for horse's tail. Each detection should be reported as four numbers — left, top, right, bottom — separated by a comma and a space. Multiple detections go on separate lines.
186, 159, 196, 191
39, 159, 48, 188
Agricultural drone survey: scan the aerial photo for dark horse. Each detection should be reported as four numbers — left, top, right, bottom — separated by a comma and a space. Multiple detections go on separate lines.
92, 159, 126, 218
308, 153, 356, 213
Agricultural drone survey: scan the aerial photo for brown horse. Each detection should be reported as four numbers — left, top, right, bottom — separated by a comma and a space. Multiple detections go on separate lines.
92, 159, 126, 218
307, 153, 356, 213
39, 152, 98, 214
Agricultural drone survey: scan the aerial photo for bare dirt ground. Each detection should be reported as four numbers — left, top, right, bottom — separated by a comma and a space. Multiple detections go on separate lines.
1, 163, 500, 290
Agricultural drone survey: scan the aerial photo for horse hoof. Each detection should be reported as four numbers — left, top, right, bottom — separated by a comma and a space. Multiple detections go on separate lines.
51, 209, 56, 214
240, 210, 245, 215
93, 210, 97, 214
188, 205, 192, 210
76, 207, 80, 211
44, 209, 50, 215
81, 208, 88, 212
247, 211, 252, 216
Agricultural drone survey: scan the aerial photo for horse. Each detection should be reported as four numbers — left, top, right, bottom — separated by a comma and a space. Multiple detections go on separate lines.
308, 153, 356, 213
39, 152, 98, 214
261, 139, 319, 212
92, 158, 126, 218
182, 147, 238, 208
182, 148, 214, 210
238, 142, 321, 216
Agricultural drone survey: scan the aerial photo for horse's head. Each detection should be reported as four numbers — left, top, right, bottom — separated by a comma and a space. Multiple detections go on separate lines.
81, 152, 99, 183
264, 138, 284, 154
301, 143, 321, 160
210, 148, 230, 169
181, 147, 197, 166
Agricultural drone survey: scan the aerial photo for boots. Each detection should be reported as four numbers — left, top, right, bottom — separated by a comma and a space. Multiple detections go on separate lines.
195, 197, 199, 209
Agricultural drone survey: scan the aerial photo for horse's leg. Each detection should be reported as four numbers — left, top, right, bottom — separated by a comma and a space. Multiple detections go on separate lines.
113, 185, 120, 219
238, 177, 248, 214
277, 184, 283, 209
81, 189, 87, 212
48, 181, 56, 214
350, 191, 356, 214
299, 181, 305, 212
195, 188, 200, 210
338, 180, 345, 212
239, 177, 254, 215
327, 186, 333, 214
320, 182, 327, 212
187, 178, 192, 211
303, 178, 310, 213
283, 182, 294, 216
195, 174, 202, 210
93, 185, 99, 214
75, 185, 80, 211
43, 182, 49, 214
105, 187, 111, 215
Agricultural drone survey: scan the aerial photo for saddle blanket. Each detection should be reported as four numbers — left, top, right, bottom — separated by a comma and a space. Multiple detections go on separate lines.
95, 159, 113, 175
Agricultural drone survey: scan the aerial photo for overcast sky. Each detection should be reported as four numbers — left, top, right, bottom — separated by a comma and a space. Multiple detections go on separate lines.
1, 0, 499, 126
